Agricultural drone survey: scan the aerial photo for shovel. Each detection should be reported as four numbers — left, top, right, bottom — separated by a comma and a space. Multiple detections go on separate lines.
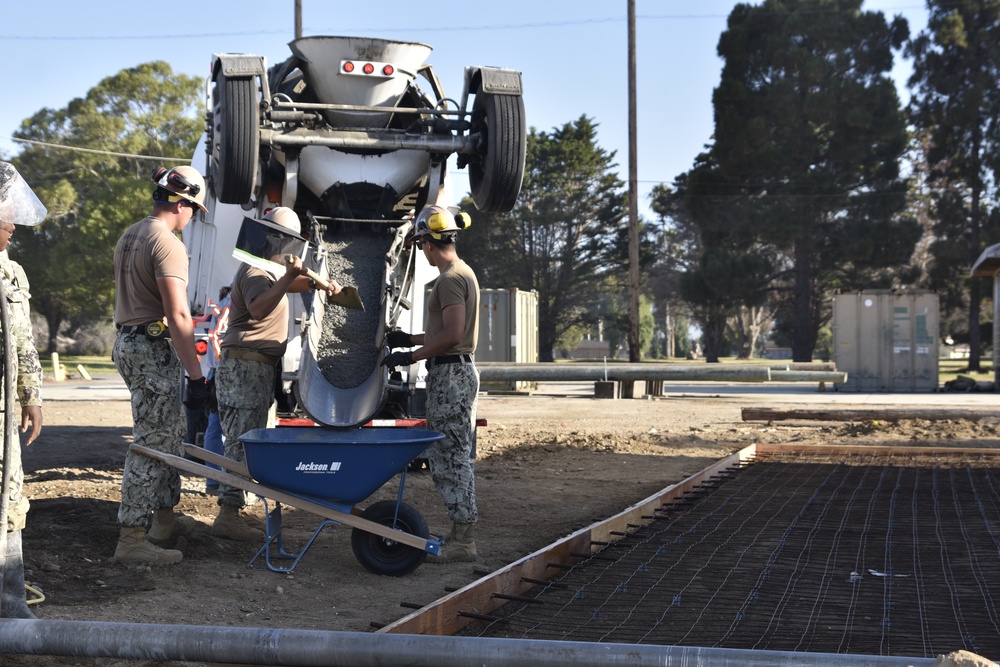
294, 262, 365, 312
231, 248, 365, 311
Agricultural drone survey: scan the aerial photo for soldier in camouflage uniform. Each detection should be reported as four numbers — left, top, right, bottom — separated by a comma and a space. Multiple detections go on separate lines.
0, 162, 46, 618
212, 207, 339, 540
112, 166, 212, 564
383, 204, 480, 563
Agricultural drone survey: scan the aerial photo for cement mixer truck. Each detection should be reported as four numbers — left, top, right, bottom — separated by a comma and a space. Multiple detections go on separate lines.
184, 36, 525, 429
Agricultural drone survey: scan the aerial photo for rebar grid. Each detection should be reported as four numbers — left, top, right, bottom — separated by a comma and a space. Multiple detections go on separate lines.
465, 450, 1000, 660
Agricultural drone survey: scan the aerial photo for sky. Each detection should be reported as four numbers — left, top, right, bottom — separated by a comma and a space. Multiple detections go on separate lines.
1, 1, 929, 220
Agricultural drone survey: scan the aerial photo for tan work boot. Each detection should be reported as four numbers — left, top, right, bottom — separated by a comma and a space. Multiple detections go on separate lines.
114, 526, 182, 564
431, 522, 477, 564
212, 505, 263, 541
148, 508, 198, 543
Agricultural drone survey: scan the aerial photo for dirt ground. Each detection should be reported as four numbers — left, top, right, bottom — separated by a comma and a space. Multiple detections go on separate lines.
7, 381, 1000, 666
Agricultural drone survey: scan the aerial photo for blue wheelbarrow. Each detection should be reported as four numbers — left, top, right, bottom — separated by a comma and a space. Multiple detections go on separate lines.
130, 426, 445, 576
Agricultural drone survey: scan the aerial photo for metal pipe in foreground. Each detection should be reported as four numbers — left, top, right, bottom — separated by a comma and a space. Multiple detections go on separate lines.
0, 619, 936, 667
477, 363, 773, 383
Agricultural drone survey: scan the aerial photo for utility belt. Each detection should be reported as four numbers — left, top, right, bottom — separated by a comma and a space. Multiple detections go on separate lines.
427, 354, 473, 369
223, 348, 281, 366
117, 321, 170, 340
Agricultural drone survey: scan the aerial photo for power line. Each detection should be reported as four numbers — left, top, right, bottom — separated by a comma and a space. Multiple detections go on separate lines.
10, 137, 191, 163
0, 7, 930, 42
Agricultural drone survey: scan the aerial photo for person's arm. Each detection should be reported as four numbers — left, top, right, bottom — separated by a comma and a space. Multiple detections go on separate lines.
158, 275, 203, 381
247, 256, 308, 321
411, 304, 465, 363
10, 265, 42, 444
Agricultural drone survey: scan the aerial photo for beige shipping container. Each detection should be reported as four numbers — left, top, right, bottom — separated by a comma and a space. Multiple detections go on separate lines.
832, 290, 939, 392
477, 289, 538, 392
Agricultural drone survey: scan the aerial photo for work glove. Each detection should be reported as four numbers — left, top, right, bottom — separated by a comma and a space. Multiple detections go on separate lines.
385, 329, 413, 349
381, 350, 414, 371
184, 376, 211, 411
206, 377, 218, 414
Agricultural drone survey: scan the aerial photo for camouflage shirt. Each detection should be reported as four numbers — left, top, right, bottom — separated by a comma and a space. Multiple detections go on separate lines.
0, 252, 42, 406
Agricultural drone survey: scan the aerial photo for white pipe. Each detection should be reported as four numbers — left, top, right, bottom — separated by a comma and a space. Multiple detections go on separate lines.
0, 619, 936, 666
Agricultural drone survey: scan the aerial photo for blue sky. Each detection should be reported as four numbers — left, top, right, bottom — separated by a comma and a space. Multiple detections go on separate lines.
1, 1, 928, 219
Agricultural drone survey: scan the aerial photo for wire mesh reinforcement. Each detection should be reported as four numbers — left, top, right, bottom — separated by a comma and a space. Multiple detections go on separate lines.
462, 449, 1000, 660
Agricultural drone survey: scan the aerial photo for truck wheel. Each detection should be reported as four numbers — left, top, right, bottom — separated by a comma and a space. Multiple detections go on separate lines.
469, 91, 526, 213
211, 73, 258, 205
351, 500, 428, 576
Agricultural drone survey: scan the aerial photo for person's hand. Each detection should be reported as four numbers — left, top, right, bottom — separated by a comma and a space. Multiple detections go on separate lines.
281, 254, 308, 277
321, 278, 342, 296
385, 330, 413, 349
381, 350, 414, 371
20, 405, 41, 445
184, 376, 210, 411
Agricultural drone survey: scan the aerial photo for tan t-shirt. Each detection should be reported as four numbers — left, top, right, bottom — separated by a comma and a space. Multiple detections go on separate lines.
221, 264, 289, 359
114, 216, 188, 326
425, 259, 479, 355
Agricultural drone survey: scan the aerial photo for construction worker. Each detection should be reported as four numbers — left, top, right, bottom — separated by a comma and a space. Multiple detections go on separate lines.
382, 204, 480, 563
0, 162, 46, 617
112, 165, 211, 564
212, 207, 340, 540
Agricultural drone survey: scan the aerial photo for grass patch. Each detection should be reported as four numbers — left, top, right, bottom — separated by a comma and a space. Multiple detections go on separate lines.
40, 354, 117, 379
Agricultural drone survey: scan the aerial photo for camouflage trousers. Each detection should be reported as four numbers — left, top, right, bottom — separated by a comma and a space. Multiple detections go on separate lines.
425, 362, 479, 525
215, 355, 276, 508
2, 392, 28, 533
112, 332, 185, 527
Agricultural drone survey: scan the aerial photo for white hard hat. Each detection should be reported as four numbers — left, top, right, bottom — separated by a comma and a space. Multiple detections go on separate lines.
152, 165, 208, 212
0, 162, 47, 226
263, 206, 301, 235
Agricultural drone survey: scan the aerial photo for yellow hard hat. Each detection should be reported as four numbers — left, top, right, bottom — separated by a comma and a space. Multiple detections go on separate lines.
409, 205, 471, 243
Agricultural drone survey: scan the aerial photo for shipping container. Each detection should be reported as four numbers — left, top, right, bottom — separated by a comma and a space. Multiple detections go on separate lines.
832, 290, 939, 392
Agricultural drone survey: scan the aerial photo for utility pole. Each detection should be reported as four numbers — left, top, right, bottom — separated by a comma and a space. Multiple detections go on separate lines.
295, 0, 302, 39
627, 0, 641, 362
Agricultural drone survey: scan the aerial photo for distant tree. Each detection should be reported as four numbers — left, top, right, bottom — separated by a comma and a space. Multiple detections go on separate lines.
11, 61, 203, 351
711, 0, 918, 361
906, 0, 1000, 371
655, 155, 776, 363
460, 116, 626, 361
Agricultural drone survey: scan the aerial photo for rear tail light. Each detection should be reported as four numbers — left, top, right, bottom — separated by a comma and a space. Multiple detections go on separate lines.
340, 60, 396, 78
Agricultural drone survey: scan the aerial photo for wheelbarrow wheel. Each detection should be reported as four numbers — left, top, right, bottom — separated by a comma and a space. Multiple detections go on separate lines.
351, 500, 428, 576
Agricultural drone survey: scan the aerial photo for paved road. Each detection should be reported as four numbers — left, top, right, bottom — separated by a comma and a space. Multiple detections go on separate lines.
41, 376, 998, 408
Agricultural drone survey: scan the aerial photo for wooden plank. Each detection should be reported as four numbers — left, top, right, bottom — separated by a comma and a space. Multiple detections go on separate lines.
130, 445, 432, 552
378, 445, 757, 636
756, 443, 1000, 458
182, 444, 250, 478
742, 407, 1000, 423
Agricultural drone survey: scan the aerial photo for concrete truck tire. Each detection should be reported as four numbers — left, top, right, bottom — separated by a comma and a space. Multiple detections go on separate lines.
350, 500, 428, 576
211, 73, 258, 205
469, 90, 526, 213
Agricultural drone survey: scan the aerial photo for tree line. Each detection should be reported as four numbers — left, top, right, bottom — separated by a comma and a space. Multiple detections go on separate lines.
6, 0, 1000, 366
